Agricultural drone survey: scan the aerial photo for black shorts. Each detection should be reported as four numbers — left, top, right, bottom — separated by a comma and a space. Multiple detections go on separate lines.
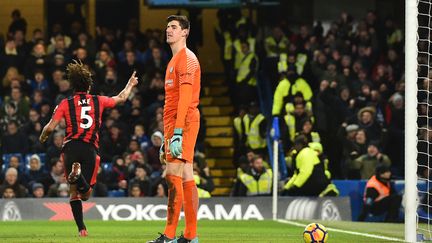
61, 140, 100, 186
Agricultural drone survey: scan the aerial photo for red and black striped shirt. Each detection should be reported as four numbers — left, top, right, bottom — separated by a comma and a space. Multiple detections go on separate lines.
53, 92, 116, 149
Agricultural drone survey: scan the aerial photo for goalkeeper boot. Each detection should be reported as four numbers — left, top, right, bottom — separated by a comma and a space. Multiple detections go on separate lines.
177, 234, 198, 243
146, 233, 176, 243
79, 229, 88, 237
68, 162, 81, 184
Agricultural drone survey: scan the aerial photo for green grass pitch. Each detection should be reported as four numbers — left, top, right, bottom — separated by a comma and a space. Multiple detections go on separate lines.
0, 220, 404, 242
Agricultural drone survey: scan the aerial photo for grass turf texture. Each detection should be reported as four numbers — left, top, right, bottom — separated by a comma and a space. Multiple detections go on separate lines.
0, 220, 404, 242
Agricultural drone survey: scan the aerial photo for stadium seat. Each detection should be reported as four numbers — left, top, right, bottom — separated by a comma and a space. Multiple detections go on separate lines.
150, 170, 162, 179
108, 189, 126, 197
364, 212, 387, 222
418, 207, 432, 222
1, 153, 25, 172
101, 162, 113, 172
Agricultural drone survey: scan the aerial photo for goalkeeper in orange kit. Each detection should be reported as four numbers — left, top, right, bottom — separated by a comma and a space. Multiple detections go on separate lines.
147, 15, 200, 243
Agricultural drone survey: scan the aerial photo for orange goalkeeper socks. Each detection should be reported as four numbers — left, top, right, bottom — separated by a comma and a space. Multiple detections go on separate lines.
183, 180, 198, 239
164, 175, 183, 238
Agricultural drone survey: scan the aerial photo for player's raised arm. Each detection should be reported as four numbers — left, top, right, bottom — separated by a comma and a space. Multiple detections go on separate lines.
112, 71, 139, 104
39, 118, 60, 143
39, 101, 65, 143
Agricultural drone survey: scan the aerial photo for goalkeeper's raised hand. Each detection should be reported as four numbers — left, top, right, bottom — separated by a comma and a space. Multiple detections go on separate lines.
170, 128, 183, 158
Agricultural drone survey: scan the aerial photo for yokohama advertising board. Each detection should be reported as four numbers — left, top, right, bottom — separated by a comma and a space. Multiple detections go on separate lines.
0, 197, 351, 221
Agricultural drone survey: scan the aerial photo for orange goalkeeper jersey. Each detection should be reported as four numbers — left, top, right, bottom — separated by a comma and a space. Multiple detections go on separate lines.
164, 47, 201, 129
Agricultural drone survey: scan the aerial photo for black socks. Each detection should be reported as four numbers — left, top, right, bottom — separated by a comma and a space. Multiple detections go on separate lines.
70, 199, 86, 231
76, 174, 90, 194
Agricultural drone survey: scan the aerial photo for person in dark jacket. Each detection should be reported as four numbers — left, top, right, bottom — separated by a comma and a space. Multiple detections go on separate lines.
128, 164, 151, 197
1, 120, 29, 154
358, 164, 401, 222
46, 132, 64, 166
8, 9, 27, 35
356, 106, 382, 142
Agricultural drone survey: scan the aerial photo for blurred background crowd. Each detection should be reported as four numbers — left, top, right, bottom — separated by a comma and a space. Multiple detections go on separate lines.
0, 3, 408, 202
0, 7, 211, 199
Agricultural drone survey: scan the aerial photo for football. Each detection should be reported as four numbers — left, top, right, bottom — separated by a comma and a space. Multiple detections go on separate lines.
303, 223, 328, 243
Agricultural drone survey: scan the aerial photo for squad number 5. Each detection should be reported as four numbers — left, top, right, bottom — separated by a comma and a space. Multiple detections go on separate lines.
80, 106, 93, 129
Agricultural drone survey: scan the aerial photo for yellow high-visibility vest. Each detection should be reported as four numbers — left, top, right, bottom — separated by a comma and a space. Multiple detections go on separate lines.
198, 188, 211, 198
236, 52, 257, 86
278, 53, 288, 73
234, 116, 243, 135
296, 53, 307, 75
289, 77, 313, 101
265, 36, 289, 58
284, 114, 296, 142
310, 132, 320, 143
244, 114, 266, 149
272, 78, 291, 116
234, 38, 256, 70
238, 168, 273, 196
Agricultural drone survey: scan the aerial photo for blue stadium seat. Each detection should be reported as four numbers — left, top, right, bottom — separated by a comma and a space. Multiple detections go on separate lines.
2, 153, 24, 172
108, 189, 126, 197
101, 162, 113, 172
364, 212, 387, 222
418, 207, 432, 222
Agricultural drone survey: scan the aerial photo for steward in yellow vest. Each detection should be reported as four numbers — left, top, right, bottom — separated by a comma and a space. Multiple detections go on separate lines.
236, 156, 272, 196
283, 102, 313, 144
282, 135, 336, 196
236, 41, 258, 86
233, 31, 256, 71
264, 26, 289, 58
244, 102, 267, 155
288, 76, 312, 102
272, 76, 291, 117
235, 41, 258, 107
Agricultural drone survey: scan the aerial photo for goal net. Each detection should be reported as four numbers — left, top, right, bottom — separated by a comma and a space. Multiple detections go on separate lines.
409, 0, 430, 241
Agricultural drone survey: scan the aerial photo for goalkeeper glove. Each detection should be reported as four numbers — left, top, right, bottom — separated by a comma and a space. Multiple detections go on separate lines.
159, 142, 166, 164
270, 117, 280, 140
170, 128, 183, 158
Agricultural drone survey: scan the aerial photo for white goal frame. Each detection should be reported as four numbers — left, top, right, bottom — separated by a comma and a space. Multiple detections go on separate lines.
405, 0, 418, 242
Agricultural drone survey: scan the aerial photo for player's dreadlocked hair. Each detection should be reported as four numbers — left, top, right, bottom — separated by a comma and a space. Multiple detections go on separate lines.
66, 59, 93, 92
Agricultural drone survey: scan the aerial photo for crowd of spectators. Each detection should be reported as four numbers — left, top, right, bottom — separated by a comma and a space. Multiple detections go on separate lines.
216, 8, 406, 196
0, 7, 411, 199
0, 9, 212, 199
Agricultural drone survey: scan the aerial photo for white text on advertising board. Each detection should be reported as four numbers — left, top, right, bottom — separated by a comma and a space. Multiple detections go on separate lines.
96, 204, 264, 221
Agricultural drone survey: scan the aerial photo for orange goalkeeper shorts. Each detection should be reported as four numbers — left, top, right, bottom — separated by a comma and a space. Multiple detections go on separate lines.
165, 121, 200, 163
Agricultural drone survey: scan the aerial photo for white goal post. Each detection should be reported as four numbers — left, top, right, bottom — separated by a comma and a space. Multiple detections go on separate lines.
405, 0, 418, 242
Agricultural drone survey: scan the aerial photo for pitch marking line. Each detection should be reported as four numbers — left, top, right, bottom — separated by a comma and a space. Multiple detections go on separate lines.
276, 219, 405, 242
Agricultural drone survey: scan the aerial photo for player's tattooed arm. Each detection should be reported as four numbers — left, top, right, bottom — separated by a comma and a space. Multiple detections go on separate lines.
113, 71, 139, 104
